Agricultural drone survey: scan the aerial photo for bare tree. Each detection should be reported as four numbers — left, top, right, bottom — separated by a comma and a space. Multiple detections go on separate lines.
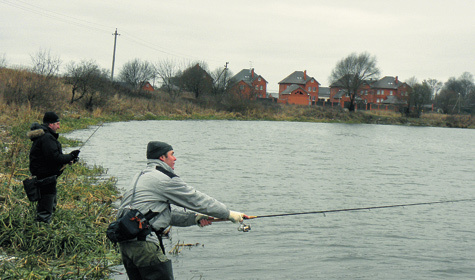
458, 72, 474, 98
407, 82, 432, 117
405, 76, 418, 87
179, 61, 213, 99
210, 64, 233, 104
0, 53, 7, 69
64, 60, 110, 109
426, 78, 443, 99
436, 72, 475, 114
30, 49, 61, 77
119, 59, 156, 91
330, 52, 380, 112
155, 59, 183, 101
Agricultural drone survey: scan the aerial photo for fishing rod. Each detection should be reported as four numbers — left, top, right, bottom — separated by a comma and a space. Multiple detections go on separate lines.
244, 198, 475, 219
61, 122, 104, 170
78, 121, 104, 150
208, 198, 475, 232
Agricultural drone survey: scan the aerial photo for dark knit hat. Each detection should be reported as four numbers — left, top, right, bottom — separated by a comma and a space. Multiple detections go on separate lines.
43, 111, 60, 124
147, 141, 173, 159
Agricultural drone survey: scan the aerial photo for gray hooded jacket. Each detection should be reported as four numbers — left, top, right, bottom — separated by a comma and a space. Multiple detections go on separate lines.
118, 159, 230, 244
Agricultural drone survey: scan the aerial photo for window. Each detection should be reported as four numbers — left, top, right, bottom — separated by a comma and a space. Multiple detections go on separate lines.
239, 85, 244, 90
260, 85, 263, 90
258, 77, 261, 81
313, 87, 316, 92
390, 90, 393, 95
308, 87, 311, 91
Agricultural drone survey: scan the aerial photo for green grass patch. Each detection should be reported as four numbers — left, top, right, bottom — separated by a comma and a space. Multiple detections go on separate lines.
0, 114, 122, 279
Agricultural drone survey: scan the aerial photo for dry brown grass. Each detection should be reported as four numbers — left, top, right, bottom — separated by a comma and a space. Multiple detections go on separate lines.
0, 67, 473, 129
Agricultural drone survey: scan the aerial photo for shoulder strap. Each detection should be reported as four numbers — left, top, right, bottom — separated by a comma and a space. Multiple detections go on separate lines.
156, 166, 178, 178
129, 171, 145, 208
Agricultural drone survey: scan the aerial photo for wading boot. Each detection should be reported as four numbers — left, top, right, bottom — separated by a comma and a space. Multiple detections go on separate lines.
36, 194, 56, 223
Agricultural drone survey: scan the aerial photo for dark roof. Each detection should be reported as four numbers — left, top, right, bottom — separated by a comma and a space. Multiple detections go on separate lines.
371, 76, 400, 89
231, 69, 266, 86
279, 71, 320, 85
382, 95, 406, 104
280, 84, 308, 95
319, 87, 330, 98
333, 89, 347, 99
330, 75, 376, 88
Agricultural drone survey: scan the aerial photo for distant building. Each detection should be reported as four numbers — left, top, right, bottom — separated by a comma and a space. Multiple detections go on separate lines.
278, 70, 320, 105
142, 81, 154, 92
330, 76, 410, 107
318, 87, 330, 101
229, 68, 268, 99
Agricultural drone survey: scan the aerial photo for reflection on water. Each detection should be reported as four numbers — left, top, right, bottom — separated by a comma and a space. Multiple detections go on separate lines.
66, 121, 475, 280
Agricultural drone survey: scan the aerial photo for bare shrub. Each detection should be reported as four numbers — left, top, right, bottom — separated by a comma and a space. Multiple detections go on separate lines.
0, 68, 65, 110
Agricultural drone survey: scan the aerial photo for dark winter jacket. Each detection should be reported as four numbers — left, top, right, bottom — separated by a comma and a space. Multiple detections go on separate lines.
27, 123, 74, 179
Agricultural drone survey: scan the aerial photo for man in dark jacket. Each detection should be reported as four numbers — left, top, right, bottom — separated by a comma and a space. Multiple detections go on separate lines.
27, 111, 80, 223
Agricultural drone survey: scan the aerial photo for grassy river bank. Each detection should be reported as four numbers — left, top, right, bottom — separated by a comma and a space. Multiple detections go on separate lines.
0, 103, 473, 279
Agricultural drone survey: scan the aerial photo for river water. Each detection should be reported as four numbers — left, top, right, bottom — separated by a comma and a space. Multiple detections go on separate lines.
65, 120, 475, 280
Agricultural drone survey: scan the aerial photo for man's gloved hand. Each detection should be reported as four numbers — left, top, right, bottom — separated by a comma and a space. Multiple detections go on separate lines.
228, 210, 245, 223
70, 150, 80, 158
69, 150, 80, 164
195, 214, 212, 227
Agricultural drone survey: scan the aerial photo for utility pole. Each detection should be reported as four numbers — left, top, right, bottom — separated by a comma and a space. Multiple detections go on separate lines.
223, 62, 229, 90
111, 28, 120, 81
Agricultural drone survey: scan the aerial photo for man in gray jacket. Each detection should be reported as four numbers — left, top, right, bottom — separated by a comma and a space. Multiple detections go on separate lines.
117, 141, 247, 280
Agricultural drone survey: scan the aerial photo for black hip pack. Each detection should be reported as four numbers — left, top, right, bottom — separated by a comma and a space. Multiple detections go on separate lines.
106, 171, 159, 243
22, 175, 57, 202
106, 209, 158, 243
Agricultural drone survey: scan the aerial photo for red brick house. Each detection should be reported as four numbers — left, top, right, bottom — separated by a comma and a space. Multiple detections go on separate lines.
330, 76, 410, 108
229, 68, 267, 99
278, 70, 320, 105
142, 81, 155, 92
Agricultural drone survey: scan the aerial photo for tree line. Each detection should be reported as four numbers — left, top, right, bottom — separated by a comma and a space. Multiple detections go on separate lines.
329, 52, 475, 116
1, 49, 474, 116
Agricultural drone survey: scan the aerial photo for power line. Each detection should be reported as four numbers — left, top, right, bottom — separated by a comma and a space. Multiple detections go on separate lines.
0, 0, 112, 34
1, 0, 222, 64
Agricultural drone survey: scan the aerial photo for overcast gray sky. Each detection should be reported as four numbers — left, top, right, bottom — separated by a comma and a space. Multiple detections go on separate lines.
1, 0, 474, 92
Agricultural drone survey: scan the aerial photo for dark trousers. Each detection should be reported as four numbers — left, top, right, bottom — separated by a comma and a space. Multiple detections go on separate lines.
119, 241, 174, 280
36, 178, 57, 223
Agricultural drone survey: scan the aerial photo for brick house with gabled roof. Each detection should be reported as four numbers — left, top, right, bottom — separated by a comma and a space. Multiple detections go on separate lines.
229, 68, 268, 99
278, 70, 320, 105
369, 76, 410, 104
142, 81, 154, 92
330, 76, 410, 107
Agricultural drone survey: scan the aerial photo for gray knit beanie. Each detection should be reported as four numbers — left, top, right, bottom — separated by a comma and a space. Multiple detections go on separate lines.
147, 141, 173, 159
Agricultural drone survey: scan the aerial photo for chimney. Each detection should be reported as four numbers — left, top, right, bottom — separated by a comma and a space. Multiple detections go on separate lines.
251, 68, 255, 78
395, 76, 399, 83
304, 70, 307, 80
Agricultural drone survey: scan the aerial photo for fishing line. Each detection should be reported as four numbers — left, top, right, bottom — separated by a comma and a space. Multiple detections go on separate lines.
61, 122, 104, 171
78, 122, 104, 150
246, 198, 475, 219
